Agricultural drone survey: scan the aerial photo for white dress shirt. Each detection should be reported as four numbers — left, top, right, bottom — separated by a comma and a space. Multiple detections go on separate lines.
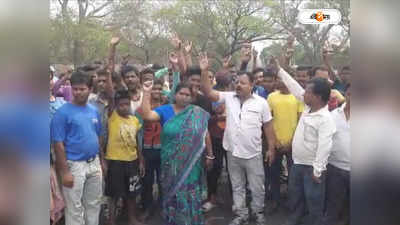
218, 92, 272, 159
277, 68, 336, 177
329, 103, 350, 171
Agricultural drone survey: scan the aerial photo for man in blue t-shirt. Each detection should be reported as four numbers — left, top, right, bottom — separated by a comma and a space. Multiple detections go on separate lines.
51, 71, 104, 225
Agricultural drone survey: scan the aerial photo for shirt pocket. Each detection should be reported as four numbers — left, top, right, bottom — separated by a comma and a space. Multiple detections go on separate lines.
241, 107, 261, 128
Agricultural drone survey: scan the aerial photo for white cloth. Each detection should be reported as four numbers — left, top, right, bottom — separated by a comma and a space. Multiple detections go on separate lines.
218, 92, 272, 159
277, 68, 336, 177
329, 103, 350, 171
130, 91, 143, 114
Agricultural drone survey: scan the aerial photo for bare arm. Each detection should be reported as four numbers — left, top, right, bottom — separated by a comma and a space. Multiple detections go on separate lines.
141, 81, 161, 122
105, 37, 120, 111
184, 40, 193, 68
199, 52, 220, 102
263, 120, 276, 166
54, 142, 69, 175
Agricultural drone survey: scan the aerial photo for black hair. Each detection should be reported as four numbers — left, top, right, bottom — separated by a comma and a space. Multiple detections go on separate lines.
186, 66, 201, 78
175, 82, 192, 95
297, 65, 312, 71
153, 78, 164, 87
77, 64, 98, 72
264, 67, 277, 78
310, 66, 329, 77
152, 64, 164, 71
121, 65, 139, 78
140, 68, 155, 82
114, 89, 131, 104
96, 68, 109, 77
307, 77, 331, 104
237, 70, 255, 83
252, 67, 265, 76
70, 71, 92, 88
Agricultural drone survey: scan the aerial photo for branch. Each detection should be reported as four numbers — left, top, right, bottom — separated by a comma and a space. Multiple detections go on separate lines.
86, 1, 112, 18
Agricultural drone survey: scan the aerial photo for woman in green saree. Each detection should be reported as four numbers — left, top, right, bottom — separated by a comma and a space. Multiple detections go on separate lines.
141, 81, 214, 225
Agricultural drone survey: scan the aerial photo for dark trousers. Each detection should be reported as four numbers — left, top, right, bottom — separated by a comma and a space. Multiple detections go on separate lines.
287, 164, 326, 225
141, 149, 161, 210
323, 164, 350, 225
265, 152, 293, 203
207, 137, 226, 196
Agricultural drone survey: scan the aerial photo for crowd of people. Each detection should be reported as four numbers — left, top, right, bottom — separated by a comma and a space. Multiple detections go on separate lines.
49, 34, 350, 225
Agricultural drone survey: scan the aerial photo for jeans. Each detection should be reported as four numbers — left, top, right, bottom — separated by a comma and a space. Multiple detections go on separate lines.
227, 151, 265, 218
265, 151, 293, 203
287, 164, 325, 225
141, 149, 161, 210
323, 164, 350, 225
63, 156, 103, 225
207, 137, 226, 196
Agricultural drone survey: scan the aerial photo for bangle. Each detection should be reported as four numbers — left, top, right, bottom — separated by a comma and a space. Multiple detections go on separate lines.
205, 155, 215, 160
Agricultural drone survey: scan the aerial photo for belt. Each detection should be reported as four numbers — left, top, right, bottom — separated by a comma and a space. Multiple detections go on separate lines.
86, 156, 96, 163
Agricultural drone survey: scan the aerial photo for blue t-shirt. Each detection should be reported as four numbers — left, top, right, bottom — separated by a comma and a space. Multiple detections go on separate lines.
154, 104, 175, 126
253, 85, 268, 98
51, 103, 102, 161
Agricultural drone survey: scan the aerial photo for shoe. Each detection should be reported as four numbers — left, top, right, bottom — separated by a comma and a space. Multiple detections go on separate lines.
202, 201, 217, 213
229, 215, 248, 225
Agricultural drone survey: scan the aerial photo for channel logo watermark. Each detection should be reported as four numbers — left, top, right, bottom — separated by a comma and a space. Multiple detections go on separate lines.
298, 9, 341, 24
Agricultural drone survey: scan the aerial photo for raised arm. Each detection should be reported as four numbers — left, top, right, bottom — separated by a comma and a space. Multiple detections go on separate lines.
183, 40, 193, 68
272, 57, 305, 103
322, 48, 342, 83
170, 33, 187, 76
141, 81, 161, 122
199, 52, 220, 102
105, 37, 120, 110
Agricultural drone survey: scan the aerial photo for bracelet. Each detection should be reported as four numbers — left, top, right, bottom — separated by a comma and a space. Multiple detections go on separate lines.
206, 155, 215, 160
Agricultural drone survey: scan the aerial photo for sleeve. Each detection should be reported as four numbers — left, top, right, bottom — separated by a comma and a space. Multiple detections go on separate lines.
266, 95, 273, 112
262, 100, 273, 123
312, 118, 337, 177
298, 101, 305, 113
51, 110, 67, 142
277, 68, 305, 103
154, 105, 165, 123
217, 91, 230, 104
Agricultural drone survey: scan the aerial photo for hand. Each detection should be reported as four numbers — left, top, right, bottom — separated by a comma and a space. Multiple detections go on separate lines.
222, 55, 232, 69
184, 40, 193, 54
312, 174, 322, 184
169, 52, 179, 65
62, 171, 74, 188
322, 48, 331, 65
269, 56, 281, 72
205, 158, 214, 171
143, 80, 153, 92
198, 52, 209, 71
139, 160, 145, 177
170, 33, 182, 50
240, 47, 252, 63
110, 36, 120, 46
101, 159, 108, 177
264, 149, 276, 166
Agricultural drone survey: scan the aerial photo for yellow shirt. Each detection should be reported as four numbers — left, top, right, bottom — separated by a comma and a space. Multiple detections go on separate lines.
106, 111, 142, 161
267, 91, 303, 146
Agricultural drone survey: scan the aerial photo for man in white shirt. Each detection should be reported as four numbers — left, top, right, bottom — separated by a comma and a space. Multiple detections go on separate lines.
199, 53, 276, 225
271, 58, 336, 225
323, 85, 350, 225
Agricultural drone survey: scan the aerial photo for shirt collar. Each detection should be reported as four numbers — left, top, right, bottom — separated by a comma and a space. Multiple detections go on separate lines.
308, 105, 330, 116
234, 93, 257, 99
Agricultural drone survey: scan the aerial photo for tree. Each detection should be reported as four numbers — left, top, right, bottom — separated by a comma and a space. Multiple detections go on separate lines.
156, 0, 286, 67
271, 0, 350, 65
